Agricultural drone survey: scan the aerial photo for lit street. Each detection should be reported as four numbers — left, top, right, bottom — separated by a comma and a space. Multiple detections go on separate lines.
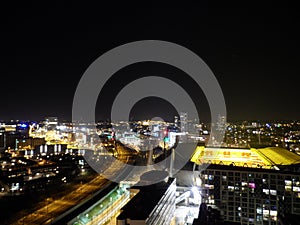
15, 175, 109, 225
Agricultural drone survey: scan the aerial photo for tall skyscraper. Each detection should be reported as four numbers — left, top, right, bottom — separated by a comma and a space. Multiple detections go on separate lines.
180, 112, 188, 133
216, 114, 226, 132
174, 115, 179, 128
0, 128, 5, 151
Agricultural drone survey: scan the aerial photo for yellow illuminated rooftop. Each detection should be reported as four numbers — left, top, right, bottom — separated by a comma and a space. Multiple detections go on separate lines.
253, 147, 300, 166
191, 146, 300, 169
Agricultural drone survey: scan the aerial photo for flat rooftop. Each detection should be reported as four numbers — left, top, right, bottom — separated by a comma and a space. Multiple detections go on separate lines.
117, 177, 175, 221
191, 146, 300, 168
254, 147, 300, 165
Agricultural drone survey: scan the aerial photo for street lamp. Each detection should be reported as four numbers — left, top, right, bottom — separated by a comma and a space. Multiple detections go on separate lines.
15, 139, 19, 150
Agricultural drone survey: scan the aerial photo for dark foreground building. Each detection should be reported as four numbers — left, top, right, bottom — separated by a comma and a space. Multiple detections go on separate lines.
117, 172, 176, 225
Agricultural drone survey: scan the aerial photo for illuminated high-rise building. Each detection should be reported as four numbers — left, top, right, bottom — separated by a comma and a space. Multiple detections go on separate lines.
180, 112, 188, 133
174, 115, 179, 128
0, 126, 5, 151
216, 114, 226, 132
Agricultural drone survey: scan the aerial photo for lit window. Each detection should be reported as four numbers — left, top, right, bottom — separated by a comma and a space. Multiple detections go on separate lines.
263, 189, 269, 195
285, 180, 292, 185
228, 186, 234, 191
293, 186, 300, 192
249, 183, 256, 189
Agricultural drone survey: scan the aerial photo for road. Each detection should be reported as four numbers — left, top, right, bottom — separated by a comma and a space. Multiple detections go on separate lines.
14, 175, 109, 225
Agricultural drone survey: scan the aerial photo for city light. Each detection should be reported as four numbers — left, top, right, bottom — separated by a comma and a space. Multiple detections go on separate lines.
1, 7, 299, 225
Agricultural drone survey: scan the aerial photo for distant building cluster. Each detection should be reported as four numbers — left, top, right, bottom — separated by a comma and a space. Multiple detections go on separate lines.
0, 116, 300, 225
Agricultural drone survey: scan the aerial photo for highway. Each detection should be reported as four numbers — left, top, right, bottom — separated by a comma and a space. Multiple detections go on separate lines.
14, 175, 109, 225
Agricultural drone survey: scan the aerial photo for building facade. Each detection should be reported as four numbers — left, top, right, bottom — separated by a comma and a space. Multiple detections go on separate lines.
199, 164, 300, 225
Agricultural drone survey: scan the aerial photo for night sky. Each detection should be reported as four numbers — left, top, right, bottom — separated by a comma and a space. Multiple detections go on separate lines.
1, 5, 299, 122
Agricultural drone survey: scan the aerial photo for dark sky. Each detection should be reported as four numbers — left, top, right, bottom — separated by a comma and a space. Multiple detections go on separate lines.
1, 5, 299, 122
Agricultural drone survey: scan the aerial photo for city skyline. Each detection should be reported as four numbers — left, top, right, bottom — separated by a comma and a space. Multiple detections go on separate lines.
1, 6, 299, 122
1, 5, 300, 225
1, 114, 300, 224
